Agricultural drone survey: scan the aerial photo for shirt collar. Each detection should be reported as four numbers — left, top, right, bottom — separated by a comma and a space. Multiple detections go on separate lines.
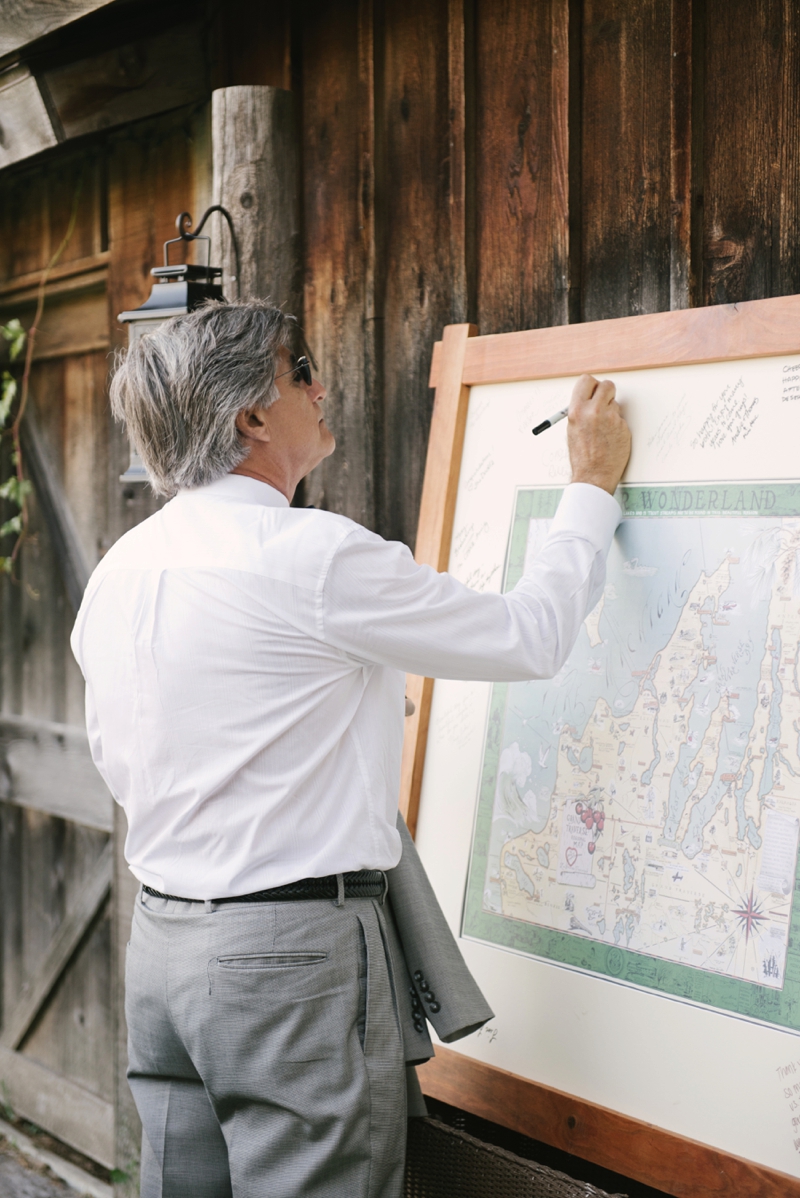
179, 474, 291, 508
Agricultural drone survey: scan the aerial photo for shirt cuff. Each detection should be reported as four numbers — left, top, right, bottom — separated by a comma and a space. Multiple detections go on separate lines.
550, 482, 622, 554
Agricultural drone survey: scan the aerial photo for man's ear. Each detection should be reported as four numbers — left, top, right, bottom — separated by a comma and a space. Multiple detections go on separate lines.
235, 406, 271, 442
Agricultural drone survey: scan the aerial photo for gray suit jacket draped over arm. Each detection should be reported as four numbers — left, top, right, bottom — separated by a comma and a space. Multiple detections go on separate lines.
384, 813, 494, 1070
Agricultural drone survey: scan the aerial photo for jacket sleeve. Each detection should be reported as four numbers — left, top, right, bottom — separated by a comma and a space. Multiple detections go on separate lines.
386, 813, 494, 1051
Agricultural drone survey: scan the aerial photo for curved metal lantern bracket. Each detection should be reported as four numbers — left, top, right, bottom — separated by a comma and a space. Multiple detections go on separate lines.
163, 206, 241, 296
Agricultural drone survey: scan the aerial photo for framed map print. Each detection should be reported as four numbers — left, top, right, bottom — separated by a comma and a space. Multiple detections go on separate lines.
400, 298, 800, 1197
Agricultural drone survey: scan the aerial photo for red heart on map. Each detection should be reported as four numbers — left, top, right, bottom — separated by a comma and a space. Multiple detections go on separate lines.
565, 847, 578, 867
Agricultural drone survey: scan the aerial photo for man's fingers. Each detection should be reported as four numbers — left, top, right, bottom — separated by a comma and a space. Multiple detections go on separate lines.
592, 379, 617, 407
580, 379, 616, 410
570, 373, 600, 406
569, 374, 616, 419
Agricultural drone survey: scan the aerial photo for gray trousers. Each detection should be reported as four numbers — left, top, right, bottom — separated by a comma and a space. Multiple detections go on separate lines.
126, 888, 407, 1198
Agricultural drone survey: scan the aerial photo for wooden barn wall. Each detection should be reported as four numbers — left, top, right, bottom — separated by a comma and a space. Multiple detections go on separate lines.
0, 146, 114, 1120
299, 0, 800, 548
0, 105, 210, 1166
0, 106, 210, 710
5, 0, 796, 636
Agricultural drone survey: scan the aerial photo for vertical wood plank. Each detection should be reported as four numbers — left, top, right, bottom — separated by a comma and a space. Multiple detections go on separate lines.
21, 401, 92, 615
567, 0, 583, 325
776, 0, 800, 298
0, 802, 24, 1027
211, 86, 301, 312
0, 169, 48, 281
474, 0, 570, 334
399, 322, 476, 836
669, 0, 693, 310
19, 492, 70, 724
580, 0, 674, 320
63, 355, 101, 572
301, 0, 377, 525
447, 0, 469, 329
63, 351, 108, 726
113, 804, 140, 1195
703, 0, 800, 304
376, 0, 467, 548
46, 157, 101, 268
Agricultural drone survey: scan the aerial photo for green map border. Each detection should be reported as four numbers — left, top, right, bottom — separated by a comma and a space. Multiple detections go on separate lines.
462, 481, 800, 1032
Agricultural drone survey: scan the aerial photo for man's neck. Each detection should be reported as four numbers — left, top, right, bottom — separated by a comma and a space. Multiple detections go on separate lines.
230, 461, 295, 503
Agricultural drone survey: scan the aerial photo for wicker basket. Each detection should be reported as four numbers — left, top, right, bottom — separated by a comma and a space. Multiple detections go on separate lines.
405, 1118, 627, 1198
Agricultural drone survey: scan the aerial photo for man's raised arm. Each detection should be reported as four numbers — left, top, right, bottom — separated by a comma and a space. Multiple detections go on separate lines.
320, 373, 632, 682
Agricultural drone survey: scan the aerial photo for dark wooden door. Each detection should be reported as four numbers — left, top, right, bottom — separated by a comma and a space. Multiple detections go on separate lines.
0, 109, 210, 1175
0, 151, 116, 1166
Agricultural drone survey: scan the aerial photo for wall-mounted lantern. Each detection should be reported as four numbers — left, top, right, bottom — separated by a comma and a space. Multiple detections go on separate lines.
117, 206, 238, 483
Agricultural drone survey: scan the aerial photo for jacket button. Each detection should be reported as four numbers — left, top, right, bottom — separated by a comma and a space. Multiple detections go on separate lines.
429, 1001, 441, 1013
418, 978, 429, 991
423, 991, 435, 1002
413, 970, 423, 981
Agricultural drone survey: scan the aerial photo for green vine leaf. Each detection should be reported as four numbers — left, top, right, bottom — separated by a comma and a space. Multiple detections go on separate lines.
0, 372, 17, 427
0, 515, 22, 538
0, 476, 32, 505
1, 318, 26, 362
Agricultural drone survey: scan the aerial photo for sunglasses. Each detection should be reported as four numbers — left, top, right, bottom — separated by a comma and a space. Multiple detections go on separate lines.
275, 356, 312, 387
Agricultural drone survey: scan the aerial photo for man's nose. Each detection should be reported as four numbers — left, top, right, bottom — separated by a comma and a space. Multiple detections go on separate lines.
310, 377, 327, 403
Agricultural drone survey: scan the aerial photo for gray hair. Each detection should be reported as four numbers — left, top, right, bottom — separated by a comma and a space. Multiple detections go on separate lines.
109, 299, 308, 497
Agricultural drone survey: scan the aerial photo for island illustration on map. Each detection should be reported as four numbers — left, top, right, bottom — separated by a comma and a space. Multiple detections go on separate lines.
464, 482, 800, 1030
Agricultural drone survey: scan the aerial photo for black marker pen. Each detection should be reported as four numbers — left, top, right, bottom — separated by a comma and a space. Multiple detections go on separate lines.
532, 407, 569, 436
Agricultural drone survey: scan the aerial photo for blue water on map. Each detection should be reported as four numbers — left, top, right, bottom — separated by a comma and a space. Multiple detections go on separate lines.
486, 516, 782, 883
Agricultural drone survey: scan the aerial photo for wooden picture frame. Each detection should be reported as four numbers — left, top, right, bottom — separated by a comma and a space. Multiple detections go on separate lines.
400, 296, 800, 1198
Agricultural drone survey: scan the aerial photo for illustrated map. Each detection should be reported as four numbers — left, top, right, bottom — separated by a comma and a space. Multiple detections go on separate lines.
464, 483, 800, 1030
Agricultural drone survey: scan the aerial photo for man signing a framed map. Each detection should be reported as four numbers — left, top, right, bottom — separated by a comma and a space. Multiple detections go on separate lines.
70, 299, 630, 1198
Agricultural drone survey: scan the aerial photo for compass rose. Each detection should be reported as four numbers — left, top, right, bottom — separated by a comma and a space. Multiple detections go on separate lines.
732, 888, 768, 942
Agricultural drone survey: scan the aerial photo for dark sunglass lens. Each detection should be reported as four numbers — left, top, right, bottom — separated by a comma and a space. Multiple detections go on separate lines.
295, 358, 312, 386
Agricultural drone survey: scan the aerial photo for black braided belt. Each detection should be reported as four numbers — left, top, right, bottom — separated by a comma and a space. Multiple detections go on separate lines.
142, 869, 386, 904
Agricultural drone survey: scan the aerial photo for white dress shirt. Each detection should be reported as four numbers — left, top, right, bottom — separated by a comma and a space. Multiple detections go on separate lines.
71, 474, 620, 899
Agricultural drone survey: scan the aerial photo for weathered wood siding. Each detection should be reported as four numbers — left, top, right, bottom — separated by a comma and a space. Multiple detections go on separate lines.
0, 146, 114, 1162
474, 0, 570, 333
298, 0, 800, 547
302, 0, 377, 526
1, 5, 797, 558
0, 106, 209, 1173
703, 0, 800, 304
